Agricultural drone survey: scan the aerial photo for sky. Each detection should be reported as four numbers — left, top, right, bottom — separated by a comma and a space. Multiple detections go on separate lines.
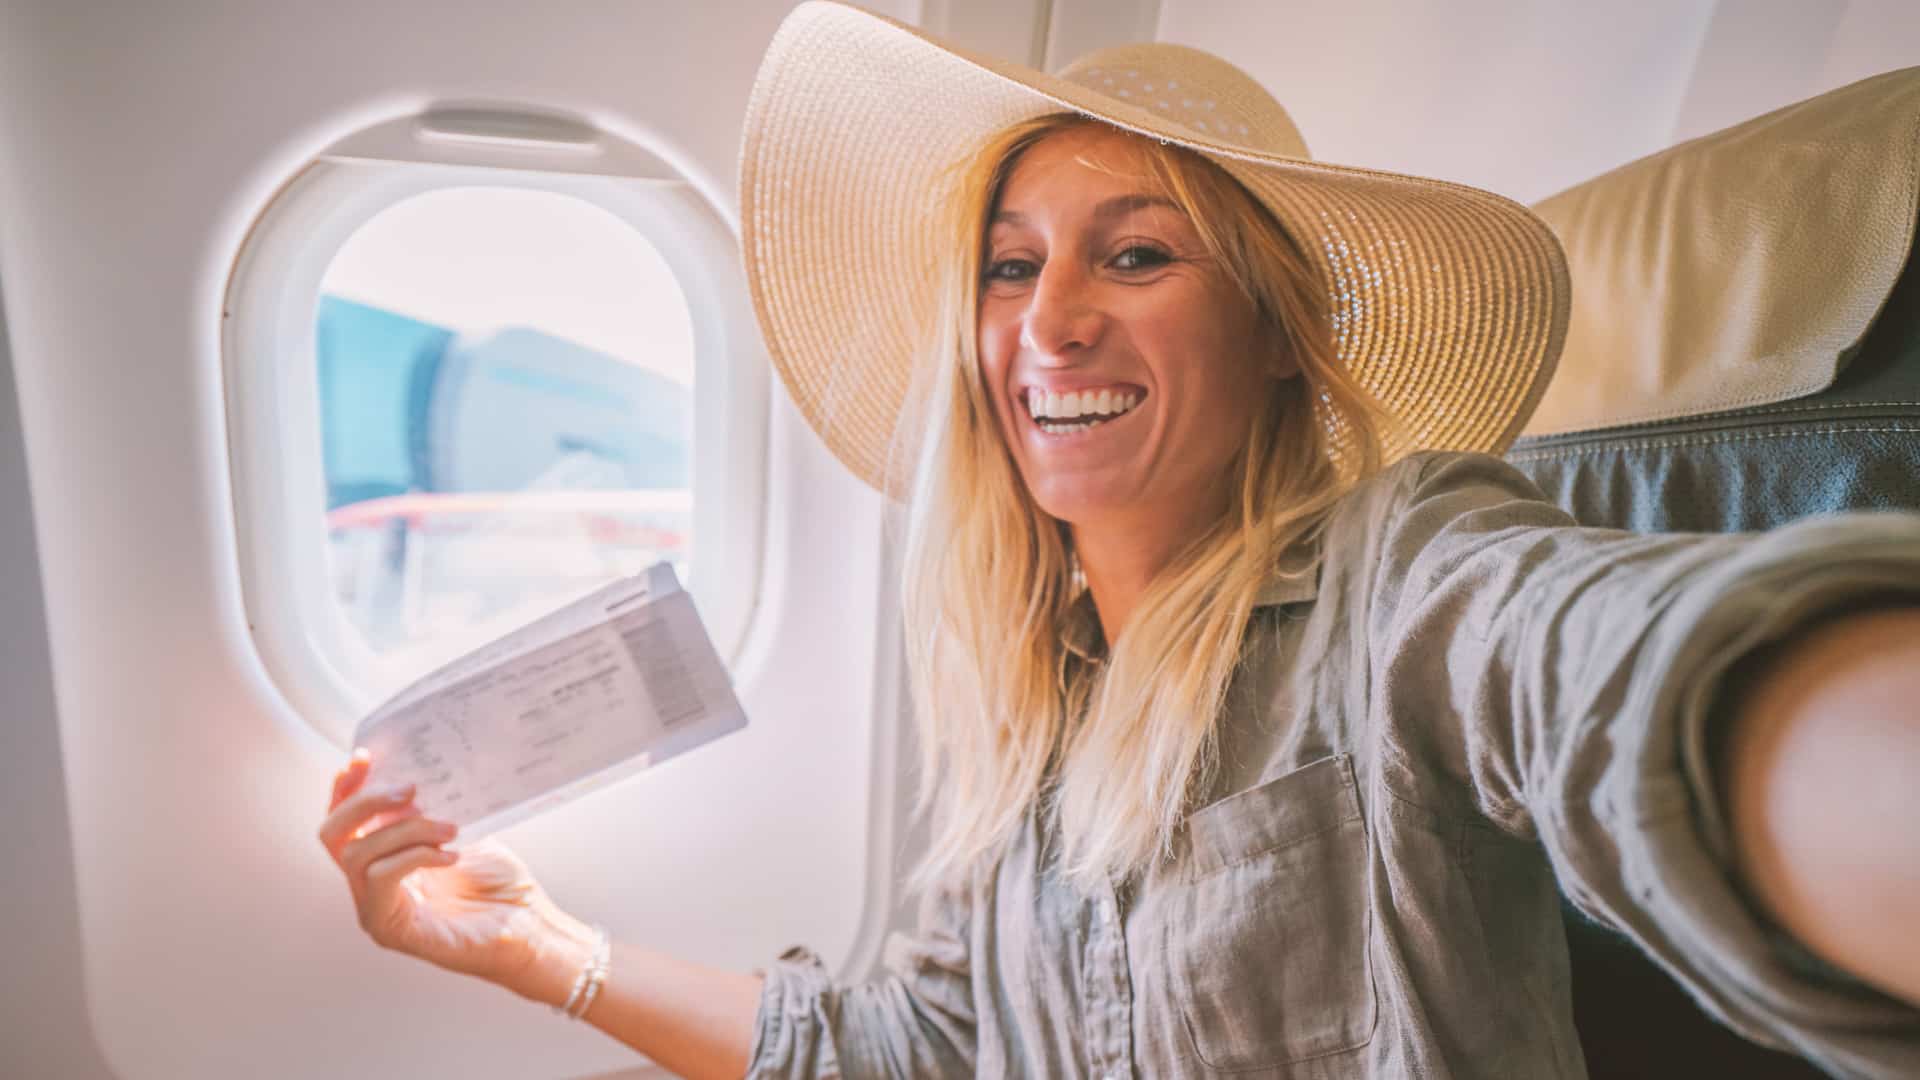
319, 186, 695, 384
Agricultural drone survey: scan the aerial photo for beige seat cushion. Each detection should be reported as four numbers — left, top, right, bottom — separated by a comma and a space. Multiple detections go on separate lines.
1521, 67, 1920, 437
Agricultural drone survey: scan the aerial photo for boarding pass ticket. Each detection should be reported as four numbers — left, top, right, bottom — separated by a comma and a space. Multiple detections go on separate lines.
351, 563, 746, 844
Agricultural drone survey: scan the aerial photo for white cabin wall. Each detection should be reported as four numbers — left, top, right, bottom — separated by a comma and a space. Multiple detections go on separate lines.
1671, 0, 1855, 145
1153, 0, 1721, 204
1154, 0, 1920, 206
0, 285, 117, 1078
1674, 0, 1920, 143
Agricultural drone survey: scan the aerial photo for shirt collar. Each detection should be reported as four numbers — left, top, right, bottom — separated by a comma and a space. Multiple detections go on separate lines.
1058, 536, 1324, 665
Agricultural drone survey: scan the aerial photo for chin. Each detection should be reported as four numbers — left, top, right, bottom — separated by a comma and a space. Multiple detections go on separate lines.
1026, 475, 1132, 525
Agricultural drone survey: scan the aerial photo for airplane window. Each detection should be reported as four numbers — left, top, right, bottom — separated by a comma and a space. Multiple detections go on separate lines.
226, 125, 767, 740
315, 187, 696, 666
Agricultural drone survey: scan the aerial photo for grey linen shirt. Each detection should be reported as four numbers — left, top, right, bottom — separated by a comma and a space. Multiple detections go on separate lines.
746, 450, 1920, 1078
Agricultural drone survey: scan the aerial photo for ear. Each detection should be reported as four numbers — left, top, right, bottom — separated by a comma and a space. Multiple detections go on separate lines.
1267, 348, 1301, 382
1259, 320, 1301, 382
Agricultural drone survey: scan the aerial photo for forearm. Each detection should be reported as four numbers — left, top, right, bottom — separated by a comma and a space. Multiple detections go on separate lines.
501, 909, 764, 1080
1715, 601, 1920, 1005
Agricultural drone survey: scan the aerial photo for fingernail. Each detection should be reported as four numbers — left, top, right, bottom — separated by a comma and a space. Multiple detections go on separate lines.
351, 748, 371, 763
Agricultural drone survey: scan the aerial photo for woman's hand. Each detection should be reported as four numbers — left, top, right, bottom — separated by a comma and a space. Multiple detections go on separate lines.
319, 753, 766, 1076
1716, 602, 1920, 1006
318, 752, 589, 1000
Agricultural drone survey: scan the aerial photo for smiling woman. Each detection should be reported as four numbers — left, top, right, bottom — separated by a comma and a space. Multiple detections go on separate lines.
906, 114, 1393, 893
317, 3, 1920, 1078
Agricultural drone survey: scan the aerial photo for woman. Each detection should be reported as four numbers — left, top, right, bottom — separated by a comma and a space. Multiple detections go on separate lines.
319, 3, 1920, 1076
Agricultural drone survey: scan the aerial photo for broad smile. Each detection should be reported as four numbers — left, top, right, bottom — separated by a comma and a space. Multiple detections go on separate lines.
1022, 384, 1148, 439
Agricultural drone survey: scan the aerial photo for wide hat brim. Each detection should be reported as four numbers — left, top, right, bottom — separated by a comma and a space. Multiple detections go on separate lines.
739, 0, 1570, 495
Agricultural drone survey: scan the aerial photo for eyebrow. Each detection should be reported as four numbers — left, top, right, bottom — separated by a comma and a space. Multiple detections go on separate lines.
990, 193, 1184, 228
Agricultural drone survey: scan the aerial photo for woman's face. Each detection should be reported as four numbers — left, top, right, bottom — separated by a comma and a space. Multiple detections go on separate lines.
977, 125, 1295, 530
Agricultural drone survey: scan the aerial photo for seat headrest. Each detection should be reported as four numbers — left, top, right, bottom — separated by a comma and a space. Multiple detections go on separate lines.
1521, 67, 1920, 437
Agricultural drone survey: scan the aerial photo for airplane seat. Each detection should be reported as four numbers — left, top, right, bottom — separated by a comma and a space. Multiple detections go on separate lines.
1508, 223, 1920, 533
1500, 68, 1920, 1079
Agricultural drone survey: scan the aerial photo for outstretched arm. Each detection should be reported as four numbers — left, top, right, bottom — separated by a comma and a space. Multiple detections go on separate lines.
1714, 602, 1920, 1006
1358, 450, 1920, 1073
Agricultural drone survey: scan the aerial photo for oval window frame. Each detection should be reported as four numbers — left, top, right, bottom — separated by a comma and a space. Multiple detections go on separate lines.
222, 108, 768, 746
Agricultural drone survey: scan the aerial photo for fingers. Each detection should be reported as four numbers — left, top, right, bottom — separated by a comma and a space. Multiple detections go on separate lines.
321, 750, 463, 954
340, 814, 459, 888
329, 749, 371, 811
318, 780, 418, 862
356, 831, 461, 948
365, 844, 460, 903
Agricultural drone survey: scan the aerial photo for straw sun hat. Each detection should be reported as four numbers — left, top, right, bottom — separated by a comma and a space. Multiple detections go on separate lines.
739, 0, 1571, 494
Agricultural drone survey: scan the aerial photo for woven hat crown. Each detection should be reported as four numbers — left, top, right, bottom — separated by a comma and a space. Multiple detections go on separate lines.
1055, 43, 1310, 159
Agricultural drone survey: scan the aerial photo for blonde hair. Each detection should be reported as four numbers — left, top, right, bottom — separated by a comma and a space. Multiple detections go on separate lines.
897, 113, 1398, 893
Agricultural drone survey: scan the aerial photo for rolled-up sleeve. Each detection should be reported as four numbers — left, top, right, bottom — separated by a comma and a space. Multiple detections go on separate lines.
746, 883, 977, 1078
1366, 450, 1920, 1076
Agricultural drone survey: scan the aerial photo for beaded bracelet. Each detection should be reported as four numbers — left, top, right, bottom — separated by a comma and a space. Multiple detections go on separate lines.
571, 933, 612, 1021
555, 925, 611, 1019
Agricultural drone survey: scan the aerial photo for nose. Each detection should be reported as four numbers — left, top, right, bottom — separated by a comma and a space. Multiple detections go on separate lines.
1019, 257, 1104, 360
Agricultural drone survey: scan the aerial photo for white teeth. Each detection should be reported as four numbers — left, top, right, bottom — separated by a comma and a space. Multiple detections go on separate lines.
1028, 386, 1146, 431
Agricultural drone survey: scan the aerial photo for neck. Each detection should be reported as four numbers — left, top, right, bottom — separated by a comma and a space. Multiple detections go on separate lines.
1071, 487, 1231, 647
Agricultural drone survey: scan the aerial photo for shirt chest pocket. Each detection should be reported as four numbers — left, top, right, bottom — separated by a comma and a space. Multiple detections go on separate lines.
1169, 753, 1379, 1073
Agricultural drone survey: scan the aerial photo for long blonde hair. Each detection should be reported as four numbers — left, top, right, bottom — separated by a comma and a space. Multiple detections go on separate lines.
898, 113, 1397, 893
